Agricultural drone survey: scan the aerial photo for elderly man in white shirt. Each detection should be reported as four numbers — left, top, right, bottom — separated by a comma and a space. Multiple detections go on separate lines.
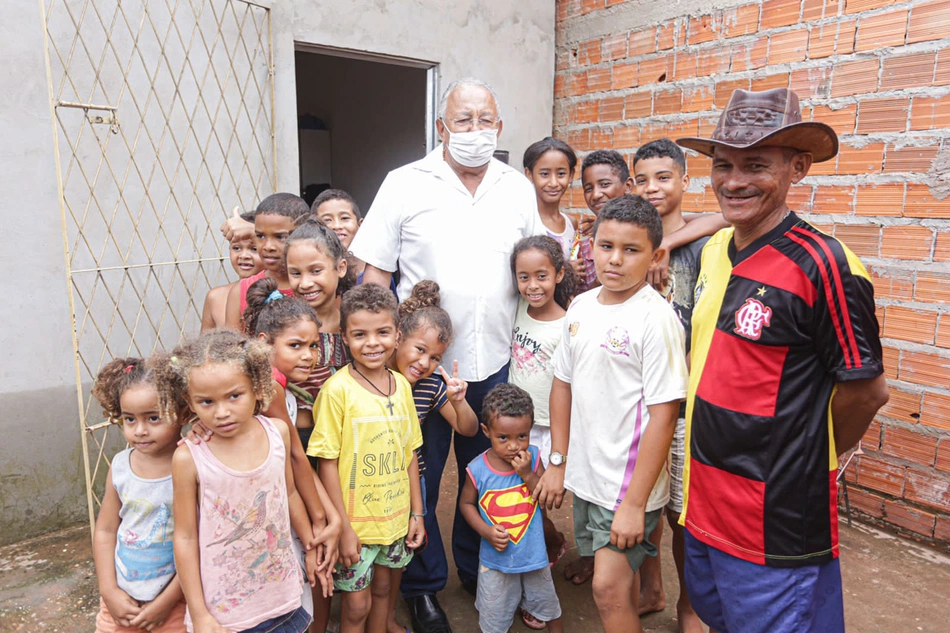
353, 78, 542, 633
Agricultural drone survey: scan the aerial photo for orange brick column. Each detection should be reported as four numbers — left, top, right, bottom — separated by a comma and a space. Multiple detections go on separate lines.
554, 0, 950, 543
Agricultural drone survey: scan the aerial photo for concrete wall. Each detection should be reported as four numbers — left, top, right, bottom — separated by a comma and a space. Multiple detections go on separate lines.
1, 0, 555, 543
0, 1, 90, 542
295, 52, 428, 213
554, 0, 950, 543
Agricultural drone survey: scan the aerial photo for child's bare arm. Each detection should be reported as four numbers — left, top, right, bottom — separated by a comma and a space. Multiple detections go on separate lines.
535, 377, 571, 510
460, 475, 509, 552
405, 453, 425, 549
611, 400, 679, 550
512, 450, 541, 493
361, 264, 393, 289
223, 282, 244, 331
172, 447, 227, 632
319, 458, 361, 567
200, 290, 217, 333
649, 213, 729, 289
93, 469, 142, 626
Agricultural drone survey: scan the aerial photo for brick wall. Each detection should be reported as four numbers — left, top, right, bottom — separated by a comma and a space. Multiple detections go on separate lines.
554, 0, 950, 543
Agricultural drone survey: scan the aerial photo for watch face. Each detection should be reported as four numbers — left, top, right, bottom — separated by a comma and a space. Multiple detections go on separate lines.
550, 452, 564, 466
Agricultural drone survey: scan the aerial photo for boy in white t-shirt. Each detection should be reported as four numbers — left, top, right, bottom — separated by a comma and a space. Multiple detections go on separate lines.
536, 194, 688, 633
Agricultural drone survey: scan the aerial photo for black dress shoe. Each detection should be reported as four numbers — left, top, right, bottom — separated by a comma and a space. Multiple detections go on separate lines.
406, 594, 453, 633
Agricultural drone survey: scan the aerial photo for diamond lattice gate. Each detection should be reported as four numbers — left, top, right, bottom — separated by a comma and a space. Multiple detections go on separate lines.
39, 0, 276, 535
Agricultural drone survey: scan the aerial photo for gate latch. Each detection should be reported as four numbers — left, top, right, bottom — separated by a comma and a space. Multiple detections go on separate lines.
57, 100, 120, 134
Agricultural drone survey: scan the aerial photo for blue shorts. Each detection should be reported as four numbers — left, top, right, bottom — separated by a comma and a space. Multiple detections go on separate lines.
242, 606, 312, 633
684, 530, 844, 633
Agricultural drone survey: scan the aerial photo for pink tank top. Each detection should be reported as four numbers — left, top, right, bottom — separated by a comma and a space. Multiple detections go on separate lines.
183, 415, 301, 631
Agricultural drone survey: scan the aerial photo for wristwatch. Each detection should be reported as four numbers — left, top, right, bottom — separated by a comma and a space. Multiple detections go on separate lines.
549, 452, 567, 467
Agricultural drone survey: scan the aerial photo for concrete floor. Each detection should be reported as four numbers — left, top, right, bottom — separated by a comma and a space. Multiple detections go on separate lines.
2, 454, 949, 632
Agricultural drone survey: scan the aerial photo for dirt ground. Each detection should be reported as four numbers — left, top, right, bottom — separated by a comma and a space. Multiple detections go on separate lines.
2, 453, 949, 632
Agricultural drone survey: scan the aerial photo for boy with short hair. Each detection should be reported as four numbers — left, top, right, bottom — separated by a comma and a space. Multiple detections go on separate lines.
460, 383, 563, 633
200, 210, 261, 331
539, 195, 688, 633
633, 138, 709, 632
571, 150, 634, 292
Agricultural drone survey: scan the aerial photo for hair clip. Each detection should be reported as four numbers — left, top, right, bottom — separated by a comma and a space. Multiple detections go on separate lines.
265, 289, 284, 305
170, 355, 178, 365
123, 364, 134, 374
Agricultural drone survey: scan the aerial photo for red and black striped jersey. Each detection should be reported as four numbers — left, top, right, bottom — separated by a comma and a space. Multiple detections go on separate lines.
680, 213, 883, 568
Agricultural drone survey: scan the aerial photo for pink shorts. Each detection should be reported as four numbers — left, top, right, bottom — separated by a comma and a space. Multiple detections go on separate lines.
96, 597, 187, 633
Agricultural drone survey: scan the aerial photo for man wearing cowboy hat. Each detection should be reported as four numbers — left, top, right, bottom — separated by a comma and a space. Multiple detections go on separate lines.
675, 88, 889, 632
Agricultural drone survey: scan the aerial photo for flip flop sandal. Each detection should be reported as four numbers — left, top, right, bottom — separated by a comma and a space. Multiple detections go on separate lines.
521, 609, 547, 630
549, 540, 570, 567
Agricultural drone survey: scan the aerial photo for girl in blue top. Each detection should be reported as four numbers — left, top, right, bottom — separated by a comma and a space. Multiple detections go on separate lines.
91, 357, 186, 633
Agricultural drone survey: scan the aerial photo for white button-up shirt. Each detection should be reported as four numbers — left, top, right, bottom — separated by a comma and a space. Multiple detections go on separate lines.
351, 147, 542, 382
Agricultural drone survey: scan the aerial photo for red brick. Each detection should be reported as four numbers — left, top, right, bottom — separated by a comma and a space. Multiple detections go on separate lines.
856, 98, 910, 134
905, 185, 950, 218
884, 306, 938, 344
564, 71, 589, 97
581, 0, 604, 16
915, 273, 950, 303
904, 469, 950, 511
844, 487, 886, 518
900, 350, 950, 388
907, 0, 950, 44
656, 21, 685, 51
696, 49, 732, 77
724, 4, 761, 38
769, 28, 809, 64
870, 270, 913, 300
599, 97, 625, 122
577, 38, 603, 67
837, 143, 883, 177
715, 78, 752, 108
566, 128, 590, 152
857, 455, 905, 496
938, 232, 950, 261
845, 0, 897, 13
937, 318, 950, 349
603, 33, 628, 61
557, 48, 573, 72
883, 345, 900, 380
937, 442, 950, 471
910, 95, 950, 130
832, 58, 879, 97
625, 92, 652, 119
671, 51, 698, 81
813, 185, 855, 215
612, 125, 640, 149
587, 67, 612, 92
884, 146, 939, 174
835, 224, 879, 257
855, 183, 903, 216
810, 103, 857, 135
855, 9, 909, 51
576, 100, 599, 124
880, 52, 936, 91
791, 66, 832, 98
879, 388, 923, 424
936, 516, 950, 540
590, 126, 614, 149
611, 62, 639, 90
761, 0, 802, 29
810, 152, 838, 176
802, 0, 834, 21
681, 85, 715, 113
639, 56, 669, 84
731, 37, 770, 71
881, 225, 933, 260
697, 116, 720, 138
863, 420, 883, 452
558, 0, 583, 22
809, 20, 857, 59
922, 393, 950, 430
654, 89, 682, 115
688, 13, 722, 45
752, 72, 791, 93
628, 28, 657, 56
882, 426, 939, 465
884, 500, 936, 536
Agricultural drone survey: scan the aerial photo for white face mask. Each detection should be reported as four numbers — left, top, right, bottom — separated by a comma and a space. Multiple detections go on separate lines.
444, 127, 497, 168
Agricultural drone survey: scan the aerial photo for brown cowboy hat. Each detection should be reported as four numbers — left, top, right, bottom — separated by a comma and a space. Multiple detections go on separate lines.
677, 88, 838, 162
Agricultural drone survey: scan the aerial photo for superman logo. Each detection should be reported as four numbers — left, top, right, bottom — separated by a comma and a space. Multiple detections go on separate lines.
478, 483, 538, 545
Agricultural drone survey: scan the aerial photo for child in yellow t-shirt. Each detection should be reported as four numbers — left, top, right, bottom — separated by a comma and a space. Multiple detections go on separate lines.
308, 283, 425, 633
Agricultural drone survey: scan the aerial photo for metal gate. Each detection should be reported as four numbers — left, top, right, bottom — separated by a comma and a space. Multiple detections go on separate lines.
39, 0, 276, 534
